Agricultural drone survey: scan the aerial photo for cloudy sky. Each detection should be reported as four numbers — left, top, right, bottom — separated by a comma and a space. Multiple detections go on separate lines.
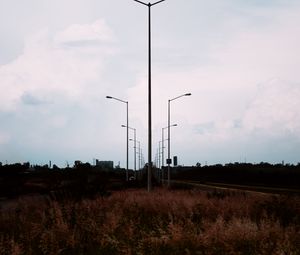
0, 0, 300, 167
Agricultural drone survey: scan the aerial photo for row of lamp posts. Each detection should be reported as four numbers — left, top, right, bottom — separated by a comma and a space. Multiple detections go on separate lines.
105, 96, 143, 181
107, 0, 191, 190
106, 92, 191, 186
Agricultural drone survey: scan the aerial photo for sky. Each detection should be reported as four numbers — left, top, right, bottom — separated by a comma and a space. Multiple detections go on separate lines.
0, 0, 300, 168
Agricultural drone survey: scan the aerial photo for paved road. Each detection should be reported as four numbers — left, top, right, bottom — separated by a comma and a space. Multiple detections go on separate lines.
171, 180, 300, 195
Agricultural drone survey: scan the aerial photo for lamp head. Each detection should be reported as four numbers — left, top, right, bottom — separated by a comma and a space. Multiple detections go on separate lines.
185, 93, 192, 96
106, 96, 112, 99
121, 125, 126, 128
173, 124, 178, 127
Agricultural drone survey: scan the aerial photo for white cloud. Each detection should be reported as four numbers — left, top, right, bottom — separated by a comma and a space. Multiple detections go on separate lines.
242, 79, 300, 136
0, 19, 126, 166
0, 19, 115, 112
54, 19, 114, 45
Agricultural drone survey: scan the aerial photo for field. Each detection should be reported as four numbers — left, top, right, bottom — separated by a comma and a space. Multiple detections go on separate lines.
1, 188, 300, 255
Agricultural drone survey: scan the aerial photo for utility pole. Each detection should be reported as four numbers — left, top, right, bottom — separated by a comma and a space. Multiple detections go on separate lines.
133, 0, 166, 191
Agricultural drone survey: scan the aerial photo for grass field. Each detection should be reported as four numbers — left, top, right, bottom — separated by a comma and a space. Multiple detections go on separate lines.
0, 188, 299, 254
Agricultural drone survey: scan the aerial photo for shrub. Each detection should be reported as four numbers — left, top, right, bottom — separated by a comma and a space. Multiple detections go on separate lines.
0, 189, 299, 254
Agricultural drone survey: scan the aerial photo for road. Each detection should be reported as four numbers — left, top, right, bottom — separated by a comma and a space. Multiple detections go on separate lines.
171, 180, 300, 195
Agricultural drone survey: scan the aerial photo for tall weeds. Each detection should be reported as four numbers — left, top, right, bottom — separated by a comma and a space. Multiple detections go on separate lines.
0, 189, 299, 254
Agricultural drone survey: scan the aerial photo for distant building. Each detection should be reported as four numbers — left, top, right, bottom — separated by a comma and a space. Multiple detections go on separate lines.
74, 160, 82, 168
96, 160, 114, 169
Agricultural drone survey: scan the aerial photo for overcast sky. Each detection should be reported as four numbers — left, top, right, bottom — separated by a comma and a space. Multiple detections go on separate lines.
0, 0, 300, 167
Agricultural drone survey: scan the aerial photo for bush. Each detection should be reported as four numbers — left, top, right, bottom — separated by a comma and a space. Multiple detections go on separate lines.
0, 189, 299, 254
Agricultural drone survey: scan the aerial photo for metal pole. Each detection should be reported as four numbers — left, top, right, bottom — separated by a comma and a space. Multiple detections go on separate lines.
134, 128, 136, 177
158, 141, 161, 183
133, 0, 166, 191
147, 4, 152, 192
138, 141, 141, 179
161, 128, 164, 183
125, 126, 137, 178
106, 96, 129, 181
162, 128, 164, 167
138, 141, 141, 170
168, 99, 171, 187
126, 102, 129, 181
158, 141, 161, 169
141, 149, 143, 167
166, 93, 191, 187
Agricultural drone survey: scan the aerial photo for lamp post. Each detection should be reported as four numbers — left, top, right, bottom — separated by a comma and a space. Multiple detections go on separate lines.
141, 149, 144, 167
161, 124, 177, 184
130, 138, 141, 178
136, 140, 141, 179
162, 124, 177, 168
133, 0, 166, 192
158, 141, 161, 169
106, 96, 129, 181
158, 141, 162, 183
136, 140, 141, 170
167, 93, 191, 187
122, 125, 136, 176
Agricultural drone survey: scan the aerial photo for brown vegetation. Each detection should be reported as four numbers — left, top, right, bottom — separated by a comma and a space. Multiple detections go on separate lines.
0, 189, 299, 254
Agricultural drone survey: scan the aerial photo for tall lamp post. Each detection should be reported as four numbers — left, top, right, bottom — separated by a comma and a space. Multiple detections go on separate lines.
133, 0, 166, 192
106, 96, 129, 181
167, 93, 192, 187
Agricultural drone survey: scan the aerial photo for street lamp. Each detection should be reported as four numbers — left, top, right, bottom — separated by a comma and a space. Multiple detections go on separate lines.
106, 95, 129, 181
158, 141, 163, 182
141, 148, 144, 167
158, 141, 161, 169
167, 93, 191, 187
131, 139, 142, 179
134, 140, 141, 170
162, 124, 177, 168
160, 124, 177, 184
122, 125, 136, 176
133, 0, 166, 192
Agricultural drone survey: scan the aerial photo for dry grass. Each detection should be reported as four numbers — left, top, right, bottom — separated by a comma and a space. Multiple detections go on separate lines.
0, 188, 299, 254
